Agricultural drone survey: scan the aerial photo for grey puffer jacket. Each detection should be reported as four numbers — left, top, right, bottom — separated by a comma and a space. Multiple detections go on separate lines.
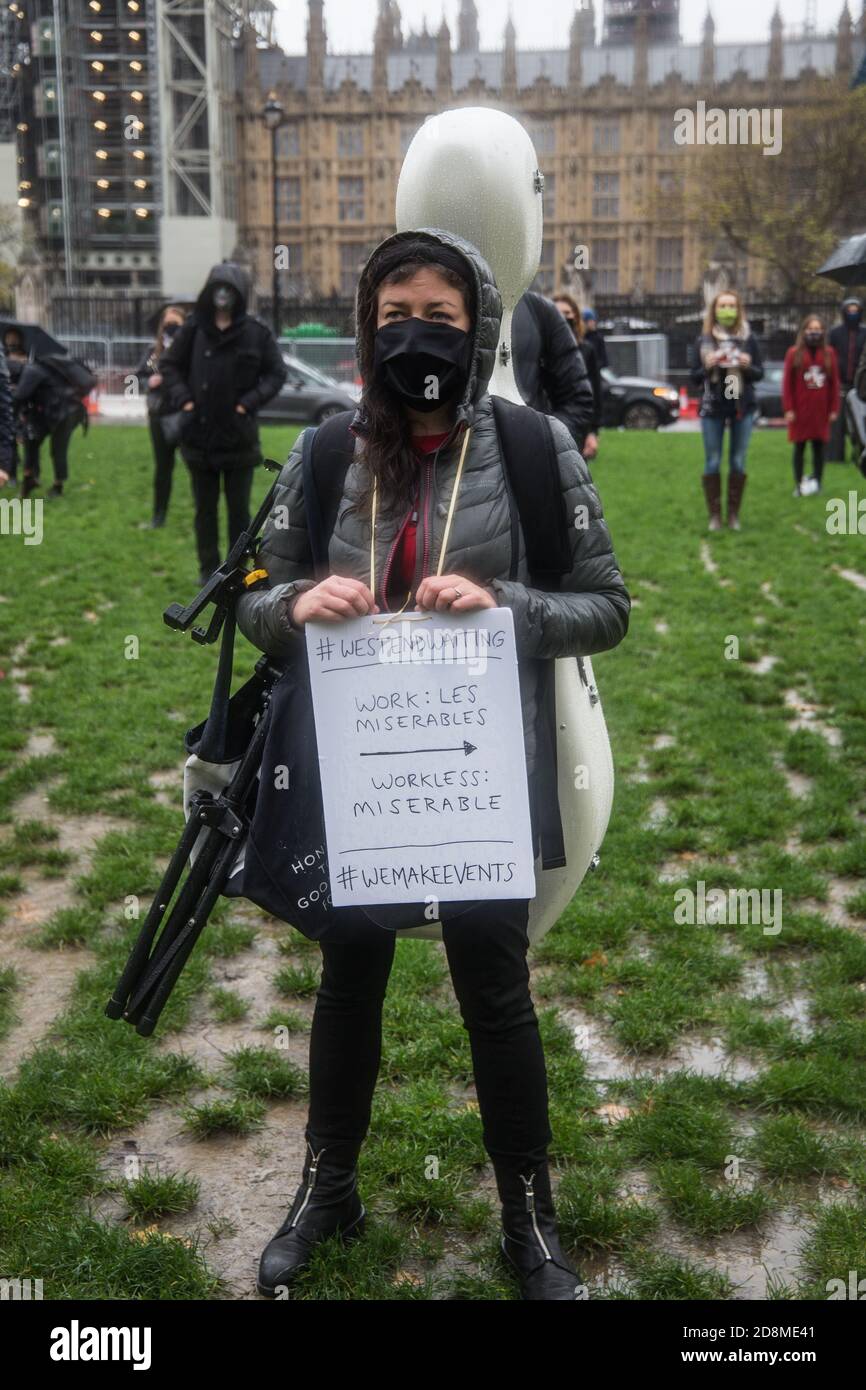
235, 227, 630, 781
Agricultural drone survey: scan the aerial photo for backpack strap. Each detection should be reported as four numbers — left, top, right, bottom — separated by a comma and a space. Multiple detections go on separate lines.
490, 395, 572, 872
490, 395, 572, 589
300, 410, 356, 579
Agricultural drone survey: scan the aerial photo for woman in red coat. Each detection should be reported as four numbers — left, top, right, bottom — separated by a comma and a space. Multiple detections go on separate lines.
783, 315, 840, 496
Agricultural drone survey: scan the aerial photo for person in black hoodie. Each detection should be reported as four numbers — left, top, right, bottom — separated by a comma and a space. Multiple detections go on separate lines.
159, 262, 287, 580
511, 289, 594, 449
5, 328, 88, 500
553, 289, 602, 460
828, 297, 866, 463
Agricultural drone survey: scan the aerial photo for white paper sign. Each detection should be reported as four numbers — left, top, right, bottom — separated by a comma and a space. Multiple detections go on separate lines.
305, 608, 536, 907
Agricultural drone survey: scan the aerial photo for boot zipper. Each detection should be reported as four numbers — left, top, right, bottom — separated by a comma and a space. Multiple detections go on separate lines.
522, 1171, 552, 1261
291, 1144, 324, 1227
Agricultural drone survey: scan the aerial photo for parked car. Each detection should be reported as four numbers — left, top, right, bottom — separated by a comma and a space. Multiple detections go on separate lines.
600, 367, 680, 429
259, 355, 358, 424
754, 360, 785, 425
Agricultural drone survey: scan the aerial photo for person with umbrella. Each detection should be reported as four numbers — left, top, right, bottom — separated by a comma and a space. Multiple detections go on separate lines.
827, 298, 866, 463
0, 320, 91, 499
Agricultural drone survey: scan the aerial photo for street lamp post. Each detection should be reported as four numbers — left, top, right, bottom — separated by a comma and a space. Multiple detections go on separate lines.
262, 94, 284, 338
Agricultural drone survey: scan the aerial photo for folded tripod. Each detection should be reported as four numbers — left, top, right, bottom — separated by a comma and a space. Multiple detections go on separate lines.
106, 462, 284, 1036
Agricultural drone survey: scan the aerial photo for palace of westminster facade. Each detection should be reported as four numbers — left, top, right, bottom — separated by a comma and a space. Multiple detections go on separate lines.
235, 1, 865, 310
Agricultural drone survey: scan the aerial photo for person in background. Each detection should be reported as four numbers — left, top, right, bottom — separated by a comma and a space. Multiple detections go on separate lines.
783, 315, 839, 497
581, 308, 609, 370
0, 344, 15, 489
690, 289, 764, 532
827, 297, 866, 463
511, 288, 595, 449
159, 262, 287, 582
0, 330, 24, 489
11, 341, 88, 500
135, 304, 188, 528
552, 290, 601, 460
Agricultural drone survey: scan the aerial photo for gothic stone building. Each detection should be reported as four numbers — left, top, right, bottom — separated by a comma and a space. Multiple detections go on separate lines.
236, 1, 865, 311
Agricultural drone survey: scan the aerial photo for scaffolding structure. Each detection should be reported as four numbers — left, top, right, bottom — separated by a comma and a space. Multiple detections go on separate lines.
602, 0, 679, 46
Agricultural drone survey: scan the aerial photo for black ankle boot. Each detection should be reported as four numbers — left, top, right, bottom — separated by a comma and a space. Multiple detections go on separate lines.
491, 1155, 585, 1301
256, 1132, 366, 1298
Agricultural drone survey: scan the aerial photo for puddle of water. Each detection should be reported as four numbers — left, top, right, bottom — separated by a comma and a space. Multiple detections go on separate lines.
645, 798, 669, 829
24, 731, 57, 759
783, 690, 843, 748
628, 756, 652, 785
760, 582, 782, 608
662, 1207, 811, 1300
833, 566, 866, 592
745, 655, 778, 675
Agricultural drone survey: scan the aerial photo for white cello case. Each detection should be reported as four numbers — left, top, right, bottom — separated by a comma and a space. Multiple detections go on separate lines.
393, 107, 615, 946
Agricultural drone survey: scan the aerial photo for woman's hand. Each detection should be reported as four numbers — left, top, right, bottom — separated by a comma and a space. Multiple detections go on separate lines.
148, 373, 162, 389
182, 401, 195, 412
738, 352, 752, 367
291, 576, 379, 626
785, 410, 796, 424
829, 412, 838, 424
235, 404, 247, 415
583, 432, 599, 460
414, 574, 496, 614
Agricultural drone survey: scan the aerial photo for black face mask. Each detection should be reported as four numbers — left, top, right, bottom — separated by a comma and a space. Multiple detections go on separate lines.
162, 322, 181, 346
845, 310, 862, 326
805, 332, 823, 348
372, 318, 473, 413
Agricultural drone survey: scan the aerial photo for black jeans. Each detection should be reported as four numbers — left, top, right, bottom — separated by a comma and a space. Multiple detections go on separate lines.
148, 415, 177, 519
307, 898, 552, 1165
23, 414, 78, 485
186, 462, 255, 577
793, 439, 825, 485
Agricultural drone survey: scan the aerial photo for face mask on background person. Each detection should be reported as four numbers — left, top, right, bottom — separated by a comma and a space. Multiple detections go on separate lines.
372, 317, 473, 414
805, 331, 823, 348
715, 305, 738, 329
212, 286, 236, 313
162, 322, 181, 348
844, 304, 862, 326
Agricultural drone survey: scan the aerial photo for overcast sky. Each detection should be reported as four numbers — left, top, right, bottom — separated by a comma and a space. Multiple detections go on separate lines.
272, 1, 853, 54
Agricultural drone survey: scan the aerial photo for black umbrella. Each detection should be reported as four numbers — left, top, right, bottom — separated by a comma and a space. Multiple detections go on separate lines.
816, 233, 866, 288
0, 319, 67, 357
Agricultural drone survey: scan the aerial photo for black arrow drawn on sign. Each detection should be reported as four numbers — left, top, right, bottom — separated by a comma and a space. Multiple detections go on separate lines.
359, 740, 477, 758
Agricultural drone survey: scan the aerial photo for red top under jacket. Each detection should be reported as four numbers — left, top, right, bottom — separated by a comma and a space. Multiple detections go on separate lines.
387, 431, 451, 601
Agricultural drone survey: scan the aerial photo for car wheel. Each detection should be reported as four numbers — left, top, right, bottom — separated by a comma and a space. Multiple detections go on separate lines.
315, 404, 345, 423
622, 402, 662, 430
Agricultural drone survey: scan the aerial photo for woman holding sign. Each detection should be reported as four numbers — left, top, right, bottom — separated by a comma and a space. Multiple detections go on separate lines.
236, 229, 630, 1300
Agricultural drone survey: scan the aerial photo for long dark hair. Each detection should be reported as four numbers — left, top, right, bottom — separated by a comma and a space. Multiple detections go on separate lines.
352, 255, 474, 521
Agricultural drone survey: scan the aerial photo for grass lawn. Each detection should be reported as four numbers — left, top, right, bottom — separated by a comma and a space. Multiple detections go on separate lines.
0, 420, 865, 1300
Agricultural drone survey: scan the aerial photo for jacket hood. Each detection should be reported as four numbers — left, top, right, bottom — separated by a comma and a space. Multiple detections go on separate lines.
196, 262, 250, 323
353, 227, 502, 430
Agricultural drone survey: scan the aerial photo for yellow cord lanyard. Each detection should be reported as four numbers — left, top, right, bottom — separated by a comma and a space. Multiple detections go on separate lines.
370, 424, 472, 619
